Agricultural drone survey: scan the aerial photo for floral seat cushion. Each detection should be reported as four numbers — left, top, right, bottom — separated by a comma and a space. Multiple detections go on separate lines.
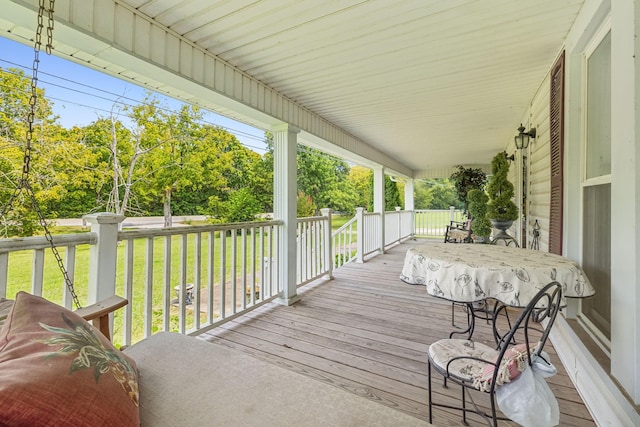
428, 339, 497, 382
428, 339, 531, 392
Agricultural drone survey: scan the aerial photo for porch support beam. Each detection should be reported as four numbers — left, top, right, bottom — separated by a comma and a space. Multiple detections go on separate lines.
404, 179, 415, 236
272, 124, 300, 306
373, 166, 385, 254
404, 179, 415, 211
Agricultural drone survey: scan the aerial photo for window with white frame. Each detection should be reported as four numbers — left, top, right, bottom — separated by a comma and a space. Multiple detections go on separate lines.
581, 27, 611, 347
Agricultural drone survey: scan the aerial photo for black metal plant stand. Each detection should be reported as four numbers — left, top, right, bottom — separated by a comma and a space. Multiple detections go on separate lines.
490, 219, 519, 247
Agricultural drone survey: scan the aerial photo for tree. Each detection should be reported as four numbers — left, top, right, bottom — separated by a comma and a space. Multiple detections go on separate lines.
384, 176, 401, 210
124, 97, 196, 226
427, 179, 459, 209
347, 166, 372, 210
222, 188, 262, 222
37, 124, 104, 218
0, 67, 61, 236
246, 150, 273, 213
194, 126, 268, 221
263, 138, 357, 215
414, 180, 434, 209
296, 146, 356, 213
73, 118, 135, 214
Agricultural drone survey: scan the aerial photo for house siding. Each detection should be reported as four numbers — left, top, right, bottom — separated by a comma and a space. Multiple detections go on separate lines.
526, 74, 552, 253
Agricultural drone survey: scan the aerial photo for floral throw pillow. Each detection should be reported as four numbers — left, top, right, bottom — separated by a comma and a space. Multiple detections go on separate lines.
474, 343, 531, 392
0, 292, 139, 426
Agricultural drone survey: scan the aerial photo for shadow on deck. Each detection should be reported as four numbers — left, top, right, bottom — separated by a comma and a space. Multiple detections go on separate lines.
200, 238, 595, 426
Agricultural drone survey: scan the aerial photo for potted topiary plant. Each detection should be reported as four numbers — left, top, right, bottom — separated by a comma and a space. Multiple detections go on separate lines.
487, 151, 518, 238
467, 189, 492, 242
449, 165, 487, 218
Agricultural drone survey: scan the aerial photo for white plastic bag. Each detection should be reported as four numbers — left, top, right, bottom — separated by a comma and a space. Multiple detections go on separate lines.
495, 353, 560, 427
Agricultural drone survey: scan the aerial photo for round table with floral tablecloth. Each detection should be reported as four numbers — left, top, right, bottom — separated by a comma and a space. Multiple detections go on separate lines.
400, 243, 594, 307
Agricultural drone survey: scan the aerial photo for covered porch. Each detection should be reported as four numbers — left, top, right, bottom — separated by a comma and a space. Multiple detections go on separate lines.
201, 238, 595, 426
2, 0, 640, 425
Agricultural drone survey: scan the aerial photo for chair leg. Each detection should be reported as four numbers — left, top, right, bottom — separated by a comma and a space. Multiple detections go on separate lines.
490, 394, 498, 427
427, 360, 433, 423
491, 302, 517, 346
451, 302, 456, 327
461, 386, 468, 426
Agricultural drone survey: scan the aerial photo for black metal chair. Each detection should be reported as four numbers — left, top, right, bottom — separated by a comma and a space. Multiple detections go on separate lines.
449, 297, 513, 344
444, 219, 474, 327
427, 281, 562, 426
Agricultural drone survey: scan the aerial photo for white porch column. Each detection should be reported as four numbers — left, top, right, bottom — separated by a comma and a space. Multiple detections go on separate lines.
611, 0, 640, 404
373, 166, 385, 254
272, 124, 300, 306
83, 212, 124, 304
404, 179, 415, 211
404, 179, 415, 236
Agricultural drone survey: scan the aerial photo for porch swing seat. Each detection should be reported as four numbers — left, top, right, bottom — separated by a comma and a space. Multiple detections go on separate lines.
0, 292, 433, 426
123, 331, 433, 427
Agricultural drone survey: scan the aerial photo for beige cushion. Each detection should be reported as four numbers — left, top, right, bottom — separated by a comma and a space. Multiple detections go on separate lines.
428, 339, 496, 385
125, 332, 433, 427
428, 339, 532, 393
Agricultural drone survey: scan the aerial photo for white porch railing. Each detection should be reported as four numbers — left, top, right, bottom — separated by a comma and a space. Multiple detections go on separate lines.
384, 208, 414, 247
296, 210, 332, 286
362, 211, 381, 257
116, 220, 284, 344
332, 215, 357, 268
0, 233, 94, 310
414, 207, 465, 238
0, 208, 447, 346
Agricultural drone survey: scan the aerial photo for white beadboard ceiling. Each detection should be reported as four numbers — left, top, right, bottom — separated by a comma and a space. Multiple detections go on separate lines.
5, 0, 586, 176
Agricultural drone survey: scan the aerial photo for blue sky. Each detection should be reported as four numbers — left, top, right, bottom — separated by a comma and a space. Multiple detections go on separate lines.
0, 36, 267, 153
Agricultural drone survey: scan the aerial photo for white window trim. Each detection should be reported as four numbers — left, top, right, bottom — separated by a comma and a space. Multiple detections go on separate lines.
577, 17, 612, 353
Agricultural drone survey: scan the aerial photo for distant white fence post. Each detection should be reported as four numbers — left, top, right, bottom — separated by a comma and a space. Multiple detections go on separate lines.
84, 212, 124, 304
320, 208, 333, 279
449, 206, 456, 222
355, 207, 365, 263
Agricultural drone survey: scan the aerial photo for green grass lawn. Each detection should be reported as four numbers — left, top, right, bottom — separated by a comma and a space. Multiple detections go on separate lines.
330, 214, 353, 230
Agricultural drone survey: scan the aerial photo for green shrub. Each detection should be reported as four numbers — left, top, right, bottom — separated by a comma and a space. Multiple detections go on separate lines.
296, 191, 316, 217
487, 152, 518, 221
467, 189, 492, 238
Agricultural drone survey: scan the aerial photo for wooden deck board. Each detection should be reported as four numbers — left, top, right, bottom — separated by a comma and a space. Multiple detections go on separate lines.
201, 239, 596, 426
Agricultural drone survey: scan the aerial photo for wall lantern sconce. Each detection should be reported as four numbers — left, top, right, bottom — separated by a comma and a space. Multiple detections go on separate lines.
515, 124, 536, 150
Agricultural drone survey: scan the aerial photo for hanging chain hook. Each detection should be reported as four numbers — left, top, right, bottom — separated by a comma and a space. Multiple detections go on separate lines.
1, 0, 82, 309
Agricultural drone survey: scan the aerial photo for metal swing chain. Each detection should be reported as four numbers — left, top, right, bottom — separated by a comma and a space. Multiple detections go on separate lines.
1, 0, 82, 309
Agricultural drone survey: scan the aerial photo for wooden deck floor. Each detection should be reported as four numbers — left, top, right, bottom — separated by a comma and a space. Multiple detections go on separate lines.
200, 239, 595, 426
